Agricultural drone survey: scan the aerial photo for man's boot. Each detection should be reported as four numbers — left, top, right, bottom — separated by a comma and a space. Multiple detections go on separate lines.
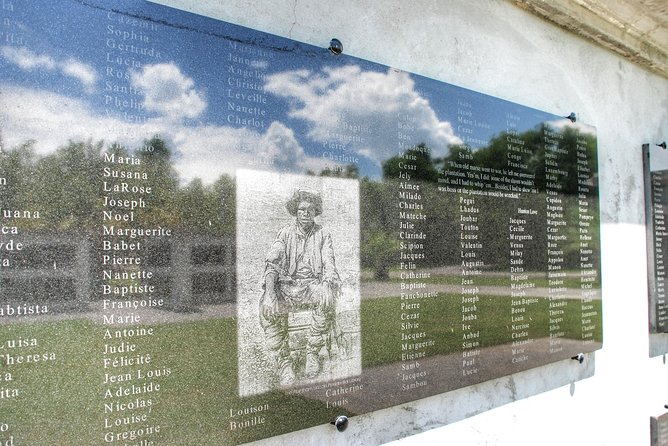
304, 350, 320, 378
279, 358, 296, 386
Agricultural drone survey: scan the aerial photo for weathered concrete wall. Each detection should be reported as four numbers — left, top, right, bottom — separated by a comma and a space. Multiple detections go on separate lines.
154, 0, 668, 444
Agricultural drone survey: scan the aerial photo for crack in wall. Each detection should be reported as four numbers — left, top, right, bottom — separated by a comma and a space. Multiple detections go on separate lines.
288, 0, 298, 38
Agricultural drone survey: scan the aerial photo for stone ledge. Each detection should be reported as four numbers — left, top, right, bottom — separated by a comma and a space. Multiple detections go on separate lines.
512, 0, 668, 79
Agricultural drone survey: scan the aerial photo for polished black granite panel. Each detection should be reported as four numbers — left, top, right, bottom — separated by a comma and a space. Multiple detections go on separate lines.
0, 1, 601, 444
645, 143, 668, 339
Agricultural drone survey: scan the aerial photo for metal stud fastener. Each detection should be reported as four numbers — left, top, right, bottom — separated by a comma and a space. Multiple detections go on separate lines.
331, 415, 349, 432
329, 38, 343, 55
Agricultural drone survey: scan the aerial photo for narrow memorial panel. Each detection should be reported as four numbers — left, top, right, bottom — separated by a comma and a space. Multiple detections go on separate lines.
644, 143, 668, 356
0, 1, 602, 444
652, 412, 668, 446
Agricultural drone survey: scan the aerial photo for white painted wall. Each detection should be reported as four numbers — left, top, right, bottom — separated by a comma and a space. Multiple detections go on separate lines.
156, 1, 668, 444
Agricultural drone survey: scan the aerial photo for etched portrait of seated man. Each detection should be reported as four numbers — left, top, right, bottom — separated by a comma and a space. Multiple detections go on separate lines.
259, 189, 342, 385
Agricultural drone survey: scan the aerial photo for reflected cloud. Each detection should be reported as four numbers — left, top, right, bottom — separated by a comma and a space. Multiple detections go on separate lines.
265, 65, 462, 163
62, 58, 97, 93
1, 85, 153, 154
1, 46, 97, 93
131, 63, 207, 120
1, 46, 55, 70
0, 85, 334, 184
171, 120, 333, 184
546, 118, 596, 135
261, 121, 305, 170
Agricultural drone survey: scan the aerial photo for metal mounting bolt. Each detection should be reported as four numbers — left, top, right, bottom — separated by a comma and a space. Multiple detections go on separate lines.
331, 415, 349, 432
329, 38, 343, 55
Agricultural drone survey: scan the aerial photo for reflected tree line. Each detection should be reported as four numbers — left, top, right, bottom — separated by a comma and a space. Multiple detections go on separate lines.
0, 123, 599, 303
0, 136, 236, 305
1, 136, 235, 235
362, 124, 600, 279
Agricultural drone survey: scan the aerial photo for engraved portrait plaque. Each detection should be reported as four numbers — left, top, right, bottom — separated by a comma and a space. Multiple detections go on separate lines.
0, 1, 602, 444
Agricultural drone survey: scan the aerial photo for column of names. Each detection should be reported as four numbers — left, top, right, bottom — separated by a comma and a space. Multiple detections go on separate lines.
505, 112, 537, 363
455, 99, 484, 378
577, 138, 599, 342
653, 173, 667, 330
0, 3, 51, 436
460, 195, 481, 377
0, 176, 52, 446
509, 209, 537, 364
226, 41, 270, 131
1, 0, 34, 418
397, 114, 433, 392
104, 10, 161, 124
544, 129, 568, 354
0, 0, 24, 46
101, 151, 170, 445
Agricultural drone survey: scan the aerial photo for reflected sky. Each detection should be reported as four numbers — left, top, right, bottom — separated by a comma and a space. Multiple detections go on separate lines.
650, 143, 668, 172
0, 0, 590, 183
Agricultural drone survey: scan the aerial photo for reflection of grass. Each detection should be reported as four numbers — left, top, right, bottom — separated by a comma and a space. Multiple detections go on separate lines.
0, 320, 100, 444
0, 318, 344, 445
361, 294, 602, 369
377, 273, 595, 289
1, 295, 602, 444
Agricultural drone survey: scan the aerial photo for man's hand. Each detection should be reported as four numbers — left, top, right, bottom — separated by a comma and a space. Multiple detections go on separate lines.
261, 292, 280, 319
261, 271, 281, 319
321, 280, 336, 310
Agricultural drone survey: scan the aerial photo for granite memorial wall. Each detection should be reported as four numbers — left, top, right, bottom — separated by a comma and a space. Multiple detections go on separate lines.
0, 1, 602, 444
